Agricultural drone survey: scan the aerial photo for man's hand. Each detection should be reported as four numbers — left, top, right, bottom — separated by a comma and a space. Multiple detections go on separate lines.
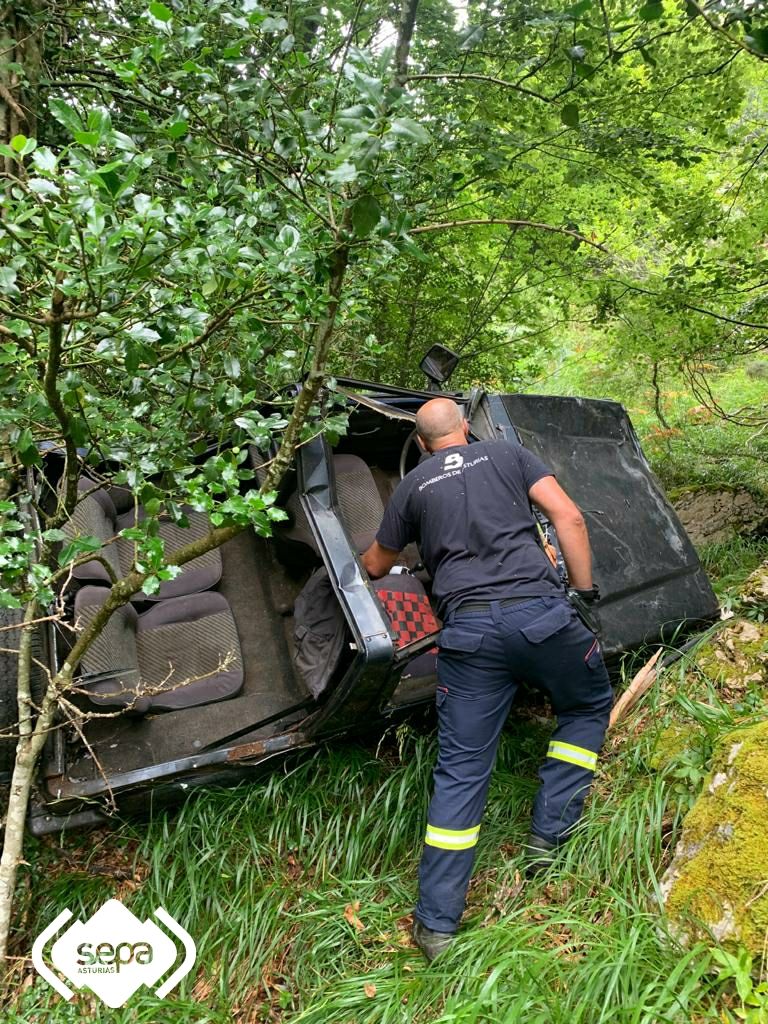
361, 540, 401, 579
528, 476, 593, 590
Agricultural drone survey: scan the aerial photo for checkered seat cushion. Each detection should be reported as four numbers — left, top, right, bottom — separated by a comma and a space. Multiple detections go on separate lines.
74, 586, 244, 713
374, 572, 440, 650
63, 479, 222, 599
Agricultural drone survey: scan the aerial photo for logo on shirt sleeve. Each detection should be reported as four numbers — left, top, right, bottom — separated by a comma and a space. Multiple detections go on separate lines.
443, 453, 464, 471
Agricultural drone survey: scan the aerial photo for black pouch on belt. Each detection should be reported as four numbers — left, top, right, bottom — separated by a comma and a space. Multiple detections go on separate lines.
567, 590, 600, 636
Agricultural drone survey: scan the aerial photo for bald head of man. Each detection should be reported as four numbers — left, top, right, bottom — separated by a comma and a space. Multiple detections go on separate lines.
415, 398, 469, 452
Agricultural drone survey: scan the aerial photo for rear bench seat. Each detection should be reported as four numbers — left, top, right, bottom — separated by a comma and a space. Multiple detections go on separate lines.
64, 479, 243, 713
63, 478, 222, 599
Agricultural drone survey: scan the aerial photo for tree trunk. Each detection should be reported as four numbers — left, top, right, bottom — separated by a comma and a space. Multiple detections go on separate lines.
0, 600, 56, 974
0, 3, 42, 180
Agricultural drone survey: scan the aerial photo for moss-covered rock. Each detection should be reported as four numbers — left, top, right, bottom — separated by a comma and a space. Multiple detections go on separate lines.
688, 619, 768, 700
661, 719, 768, 952
741, 560, 768, 612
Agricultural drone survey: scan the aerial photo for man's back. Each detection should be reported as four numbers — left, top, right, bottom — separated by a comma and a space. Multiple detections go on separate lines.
376, 439, 562, 618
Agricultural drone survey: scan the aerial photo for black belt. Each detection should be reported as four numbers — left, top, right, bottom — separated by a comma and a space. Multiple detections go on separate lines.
455, 596, 535, 613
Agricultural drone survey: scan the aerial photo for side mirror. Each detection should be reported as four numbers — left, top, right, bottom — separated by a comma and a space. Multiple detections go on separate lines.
419, 344, 460, 389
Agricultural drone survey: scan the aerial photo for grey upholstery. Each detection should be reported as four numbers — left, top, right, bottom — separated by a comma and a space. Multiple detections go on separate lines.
63, 479, 222, 599
74, 586, 243, 712
271, 454, 385, 555
247, 446, 269, 487
333, 454, 385, 552
115, 506, 222, 599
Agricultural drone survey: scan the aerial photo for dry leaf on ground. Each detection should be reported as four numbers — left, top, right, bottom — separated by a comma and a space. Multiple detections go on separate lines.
344, 901, 364, 931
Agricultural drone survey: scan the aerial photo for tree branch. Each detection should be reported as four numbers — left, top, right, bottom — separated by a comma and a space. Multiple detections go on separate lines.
410, 218, 607, 251
406, 71, 550, 102
687, 0, 768, 61
395, 0, 420, 87
42, 273, 81, 518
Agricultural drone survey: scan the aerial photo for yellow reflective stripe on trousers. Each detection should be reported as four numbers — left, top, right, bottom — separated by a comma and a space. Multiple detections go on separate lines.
424, 823, 481, 851
547, 740, 598, 771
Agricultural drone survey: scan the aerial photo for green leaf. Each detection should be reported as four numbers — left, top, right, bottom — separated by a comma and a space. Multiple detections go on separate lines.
277, 225, 300, 252
31, 147, 57, 173
327, 161, 358, 184
0, 592, 21, 610
389, 117, 430, 144
567, 0, 593, 16
142, 574, 161, 596
0, 268, 20, 296
356, 137, 382, 168
746, 27, 768, 53
223, 354, 241, 378
48, 97, 82, 134
58, 536, 104, 566
167, 120, 188, 139
27, 177, 60, 197
638, 45, 657, 66
149, 1, 173, 21
11, 134, 36, 156
42, 528, 68, 542
458, 24, 486, 51
261, 16, 288, 32
74, 130, 100, 147
350, 195, 382, 238
561, 104, 580, 127
638, 0, 664, 20
96, 168, 123, 196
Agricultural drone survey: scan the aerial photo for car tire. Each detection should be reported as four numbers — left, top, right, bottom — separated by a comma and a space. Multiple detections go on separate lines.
0, 607, 46, 779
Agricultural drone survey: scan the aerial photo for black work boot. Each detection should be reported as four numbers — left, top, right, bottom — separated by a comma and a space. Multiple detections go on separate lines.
522, 832, 557, 877
412, 919, 455, 962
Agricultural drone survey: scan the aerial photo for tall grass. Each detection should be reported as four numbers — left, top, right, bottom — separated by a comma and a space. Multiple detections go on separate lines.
6, 686, 736, 1022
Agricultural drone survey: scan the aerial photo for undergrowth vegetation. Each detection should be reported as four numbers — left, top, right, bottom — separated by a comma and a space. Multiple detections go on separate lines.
7, 641, 763, 1022
5, 366, 765, 1020
533, 344, 768, 494
699, 537, 768, 607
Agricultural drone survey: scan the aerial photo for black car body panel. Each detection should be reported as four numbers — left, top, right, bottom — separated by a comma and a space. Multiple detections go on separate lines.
490, 393, 720, 657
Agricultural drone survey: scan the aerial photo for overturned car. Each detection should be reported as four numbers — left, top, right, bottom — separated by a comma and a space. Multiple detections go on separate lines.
1, 346, 719, 834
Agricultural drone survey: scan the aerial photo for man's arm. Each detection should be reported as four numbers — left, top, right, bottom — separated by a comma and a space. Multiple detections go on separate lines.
528, 476, 592, 589
361, 540, 401, 580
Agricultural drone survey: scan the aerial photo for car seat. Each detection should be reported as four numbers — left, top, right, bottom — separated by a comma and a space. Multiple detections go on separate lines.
63, 479, 222, 599
249, 449, 385, 556
74, 586, 244, 713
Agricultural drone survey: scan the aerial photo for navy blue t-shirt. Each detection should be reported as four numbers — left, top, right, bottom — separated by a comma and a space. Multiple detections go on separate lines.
376, 439, 563, 618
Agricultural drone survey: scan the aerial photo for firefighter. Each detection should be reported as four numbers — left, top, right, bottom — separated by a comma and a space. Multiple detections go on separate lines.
361, 398, 612, 962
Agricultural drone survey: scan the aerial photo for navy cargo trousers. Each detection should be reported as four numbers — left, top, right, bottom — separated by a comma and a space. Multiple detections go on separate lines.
414, 594, 613, 934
